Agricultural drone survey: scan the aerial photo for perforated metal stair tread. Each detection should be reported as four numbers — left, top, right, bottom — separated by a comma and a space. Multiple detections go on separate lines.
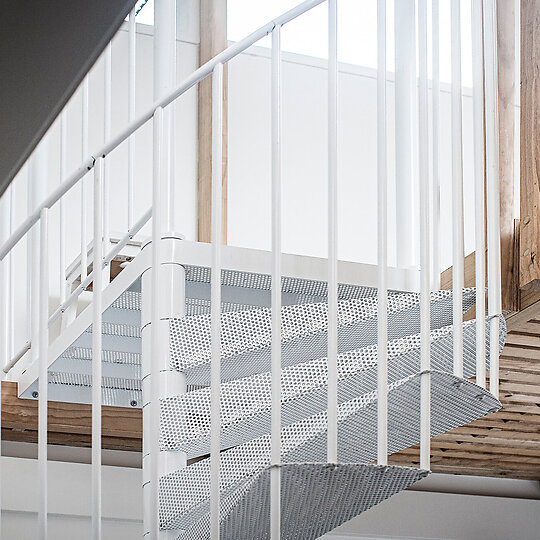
160, 316, 505, 457
170, 289, 476, 385
173, 463, 429, 540
158, 370, 500, 531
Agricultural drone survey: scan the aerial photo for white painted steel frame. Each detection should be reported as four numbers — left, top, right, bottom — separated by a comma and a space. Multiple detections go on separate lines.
472, 0, 487, 389
150, 107, 164, 539
418, 0, 431, 471
270, 24, 282, 540
92, 158, 104, 540
327, 0, 338, 465
104, 43, 112, 263
376, 0, 388, 466
431, 0, 440, 289
451, 0, 465, 378
211, 63, 224, 540
483, 0, 501, 398
60, 111, 67, 304
81, 76, 89, 282
38, 208, 49, 540
128, 7, 136, 229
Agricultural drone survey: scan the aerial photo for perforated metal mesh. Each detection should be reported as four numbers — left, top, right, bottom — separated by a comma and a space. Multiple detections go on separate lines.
184, 265, 388, 301
170, 289, 476, 385
175, 463, 429, 540
47, 371, 140, 406
160, 315, 505, 457
158, 371, 500, 531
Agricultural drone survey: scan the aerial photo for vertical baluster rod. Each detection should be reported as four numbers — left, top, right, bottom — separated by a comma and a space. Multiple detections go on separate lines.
92, 158, 104, 540
81, 76, 89, 282
472, 0, 487, 388
484, 0, 501, 398
451, 0, 465, 378
431, 0, 441, 289
38, 208, 49, 540
418, 0, 431, 471
150, 107, 164, 539
128, 7, 136, 229
210, 63, 224, 540
377, 0, 388, 466
270, 24, 282, 539
60, 111, 67, 304
327, 0, 338, 465
103, 43, 112, 265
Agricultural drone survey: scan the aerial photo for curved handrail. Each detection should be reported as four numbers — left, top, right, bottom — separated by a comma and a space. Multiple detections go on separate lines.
0, 0, 325, 262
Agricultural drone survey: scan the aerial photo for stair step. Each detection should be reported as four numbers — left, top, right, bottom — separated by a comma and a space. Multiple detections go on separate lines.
169, 289, 476, 385
160, 316, 505, 457
158, 371, 500, 531
172, 463, 428, 540
74, 322, 141, 353
47, 371, 140, 407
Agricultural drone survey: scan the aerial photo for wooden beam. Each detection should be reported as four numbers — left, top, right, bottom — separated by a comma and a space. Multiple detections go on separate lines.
498, 0, 518, 310
198, 0, 228, 244
1, 381, 141, 451
520, 0, 540, 291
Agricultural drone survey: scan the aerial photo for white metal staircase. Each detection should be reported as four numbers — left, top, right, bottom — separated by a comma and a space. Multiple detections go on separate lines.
0, 0, 503, 538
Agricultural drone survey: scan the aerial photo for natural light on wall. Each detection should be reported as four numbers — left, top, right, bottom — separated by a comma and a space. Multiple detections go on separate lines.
131, 0, 474, 86
228, 0, 473, 86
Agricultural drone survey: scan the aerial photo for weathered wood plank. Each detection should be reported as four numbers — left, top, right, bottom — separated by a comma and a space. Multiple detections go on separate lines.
1, 381, 141, 451
520, 0, 540, 290
498, 0, 518, 311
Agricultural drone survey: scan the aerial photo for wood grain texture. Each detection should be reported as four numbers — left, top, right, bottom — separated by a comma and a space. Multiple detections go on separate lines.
198, 0, 228, 244
1, 381, 141, 451
390, 306, 540, 480
520, 0, 540, 290
498, 0, 518, 311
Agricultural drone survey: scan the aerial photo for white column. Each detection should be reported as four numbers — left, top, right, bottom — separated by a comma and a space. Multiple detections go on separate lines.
394, 0, 417, 268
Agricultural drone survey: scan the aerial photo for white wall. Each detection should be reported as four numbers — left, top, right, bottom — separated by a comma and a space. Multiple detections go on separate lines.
3, 456, 539, 540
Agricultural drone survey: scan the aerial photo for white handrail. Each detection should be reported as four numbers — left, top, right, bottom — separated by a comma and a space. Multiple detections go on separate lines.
0, 0, 325, 263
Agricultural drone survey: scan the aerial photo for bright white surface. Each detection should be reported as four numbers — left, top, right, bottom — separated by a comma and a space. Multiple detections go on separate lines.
323, 489, 540, 539
3, 456, 539, 540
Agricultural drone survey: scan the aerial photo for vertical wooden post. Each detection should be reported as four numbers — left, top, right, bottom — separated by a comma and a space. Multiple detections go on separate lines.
520, 0, 540, 292
497, 0, 517, 311
198, 0, 228, 244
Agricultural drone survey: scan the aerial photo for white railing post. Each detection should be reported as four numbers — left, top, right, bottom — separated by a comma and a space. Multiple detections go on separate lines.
60, 111, 67, 305
103, 42, 112, 270
451, 0, 465, 378
92, 157, 104, 540
431, 0, 441, 289
376, 0, 388, 467
81, 75, 89, 282
484, 0, 501, 398
128, 7, 136, 230
472, 0, 487, 389
418, 0, 431, 471
270, 24, 282, 540
327, 0, 338, 466
150, 107, 164, 539
38, 207, 49, 540
210, 63, 224, 540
